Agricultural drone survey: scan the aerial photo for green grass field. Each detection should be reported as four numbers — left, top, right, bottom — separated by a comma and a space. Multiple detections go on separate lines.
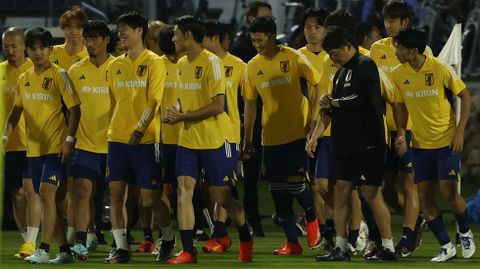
1, 180, 480, 268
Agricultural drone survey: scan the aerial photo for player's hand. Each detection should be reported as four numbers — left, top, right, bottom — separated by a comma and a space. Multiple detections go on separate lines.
163, 106, 184, 125
305, 137, 318, 159
319, 94, 333, 109
450, 130, 464, 155
59, 142, 74, 164
128, 130, 144, 146
241, 140, 255, 160
394, 135, 407, 157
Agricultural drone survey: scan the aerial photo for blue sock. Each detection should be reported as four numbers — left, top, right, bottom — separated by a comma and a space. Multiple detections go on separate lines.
237, 222, 252, 242
271, 188, 298, 244
454, 210, 470, 234
59, 245, 70, 253
143, 228, 153, 243
289, 183, 316, 222
348, 229, 359, 246
324, 219, 334, 241
360, 197, 381, 243
179, 229, 195, 255
427, 216, 451, 245
282, 215, 299, 243
76, 231, 87, 247
401, 227, 414, 249
39, 242, 50, 253
213, 221, 228, 238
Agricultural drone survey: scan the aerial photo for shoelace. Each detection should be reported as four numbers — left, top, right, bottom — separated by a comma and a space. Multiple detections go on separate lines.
460, 236, 471, 250
437, 248, 448, 256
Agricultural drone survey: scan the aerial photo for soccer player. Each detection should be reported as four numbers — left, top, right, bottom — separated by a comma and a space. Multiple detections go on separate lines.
146, 20, 167, 56
243, 17, 321, 255
164, 15, 253, 264
3, 27, 80, 264
314, 26, 395, 262
369, 0, 430, 255
393, 27, 475, 262
1, 27, 40, 259
201, 19, 246, 254
355, 22, 381, 51
66, 19, 114, 260
105, 11, 173, 264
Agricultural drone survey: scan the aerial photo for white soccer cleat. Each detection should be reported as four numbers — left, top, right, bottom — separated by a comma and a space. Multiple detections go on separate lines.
459, 230, 475, 259
24, 248, 50, 264
431, 243, 456, 262
48, 252, 75, 264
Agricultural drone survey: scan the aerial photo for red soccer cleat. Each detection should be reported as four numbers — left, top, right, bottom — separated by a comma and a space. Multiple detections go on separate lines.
306, 217, 320, 248
202, 239, 225, 253
219, 235, 232, 249
166, 251, 197, 264
273, 242, 303, 256
136, 240, 155, 253
238, 240, 253, 262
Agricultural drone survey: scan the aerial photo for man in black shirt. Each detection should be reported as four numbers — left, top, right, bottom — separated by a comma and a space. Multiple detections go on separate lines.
313, 26, 395, 262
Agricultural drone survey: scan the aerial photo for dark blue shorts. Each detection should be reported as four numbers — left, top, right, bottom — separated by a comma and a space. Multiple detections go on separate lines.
4, 151, 31, 191
175, 142, 233, 186
71, 149, 107, 182
162, 144, 177, 183
106, 142, 161, 189
262, 139, 309, 182
314, 137, 334, 180
412, 146, 460, 183
384, 131, 413, 173
28, 154, 66, 193
228, 143, 239, 177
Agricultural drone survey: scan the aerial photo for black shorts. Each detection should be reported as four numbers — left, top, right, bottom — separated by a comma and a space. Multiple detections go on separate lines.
4, 151, 30, 191
334, 147, 384, 186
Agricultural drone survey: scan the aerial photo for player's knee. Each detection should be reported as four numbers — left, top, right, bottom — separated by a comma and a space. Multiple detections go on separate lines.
439, 186, 457, 203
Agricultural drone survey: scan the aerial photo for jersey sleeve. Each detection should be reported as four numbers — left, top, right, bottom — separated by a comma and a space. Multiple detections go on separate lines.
242, 63, 259, 101
297, 52, 321, 87
441, 62, 466, 95
207, 55, 226, 98
57, 69, 81, 108
378, 68, 395, 104
14, 77, 23, 108
392, 70, 404, 103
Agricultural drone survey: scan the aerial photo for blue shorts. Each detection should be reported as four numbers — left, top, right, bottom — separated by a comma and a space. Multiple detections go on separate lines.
175, 142, 233, 186
228, 143, 239, 177
28, 154, 66, 193
384, 131, 413, 173
262, 139, 309, 182
412, 146, 460, 183
162, 144, 177, 183
107, 142, 161, 189
314, 137, 334, 180
71, 149, 107, 182
4, 151, 31, 191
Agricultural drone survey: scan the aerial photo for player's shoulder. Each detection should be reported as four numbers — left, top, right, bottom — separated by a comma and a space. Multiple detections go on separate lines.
68, 57, 89, 72
225, 53, 246, 67
51, 44, 66, 54
371, 37, 391, 50
18, 66, 34, 81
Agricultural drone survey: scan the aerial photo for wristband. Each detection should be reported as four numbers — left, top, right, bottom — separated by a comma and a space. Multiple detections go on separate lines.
65, 135, 75, 144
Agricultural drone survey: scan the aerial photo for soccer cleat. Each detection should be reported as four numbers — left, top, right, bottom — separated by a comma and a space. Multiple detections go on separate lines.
166, 251, 197, 264
71, 243, 89, 260
395, 242, 414, 258
317, 236, 334, 251
431, 243, 456, 262
24, 248, 50, 264
413, 217, 427, 250
87, 238, 98, 252
459, 230, 475, 259
306, 217, 320, 248
273, 242, 303, 256
315, 247, 351, 262
238, 240, 253, 263
104, 248, 117, 263
202, 239, 225, 253
108, 248, 131, 264
48, 252, 75, 264
363, 240, 380, 258
14, 241, 35, 259
136, 240, 155, 253
155, 237, 176, 263
152, 238, 162, 255
366, 247, 397, 261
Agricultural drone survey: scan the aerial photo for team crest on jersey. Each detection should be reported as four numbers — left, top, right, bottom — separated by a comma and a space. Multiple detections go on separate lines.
225, 66, 233, 77
195, 66, 203, 79
137, 65, 147, 77
280, 60, 290, 73
425, 73, 434, 86
42, 77, 53, 90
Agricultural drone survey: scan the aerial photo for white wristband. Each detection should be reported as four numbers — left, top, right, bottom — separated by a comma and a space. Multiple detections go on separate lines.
65, 135, 75, 143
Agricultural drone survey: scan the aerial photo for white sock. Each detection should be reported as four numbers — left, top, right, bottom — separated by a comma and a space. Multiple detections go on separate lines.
67, 227, 76, 245
381, 238, 395, 252
26, 227, 39, 244
87, 232, 96, 242
160, 224, 175, 241
335, 236, 348, 253
113, 229, 129, 250
21, 232, 27, 242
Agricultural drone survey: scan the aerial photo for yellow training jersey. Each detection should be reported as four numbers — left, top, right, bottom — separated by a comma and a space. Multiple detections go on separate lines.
297, 46, 326, 105
15, 64, 80, 157
222, 53, 245, 144
176, 49, 231, 149
244, 45, 321, 146
160, 55, 182, 145
108, 49, 165, 144
370, 37, 432, 131
1, 59, 33, 152
50, 44, 88, 70
393, 56, 465, 149
68, 55, 114, 154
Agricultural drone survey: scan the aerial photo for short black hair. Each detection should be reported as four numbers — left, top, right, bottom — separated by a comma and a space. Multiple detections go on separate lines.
382, 0, 413, 22
25, 27, 53, 48
83, 19, 110, 38
248, 16, 276, 35
158, 25, 175, 55
301, 8, 328, 27
355, 22, 374, 45
322, 26, 357, 52
204, 19, 229, 42
394, 27, 427, 53
324, 9, 356, 35
117, 11, 148, 41
174, 15, 205, 44
107, 29, 119, 53
246, 1, 272, 18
